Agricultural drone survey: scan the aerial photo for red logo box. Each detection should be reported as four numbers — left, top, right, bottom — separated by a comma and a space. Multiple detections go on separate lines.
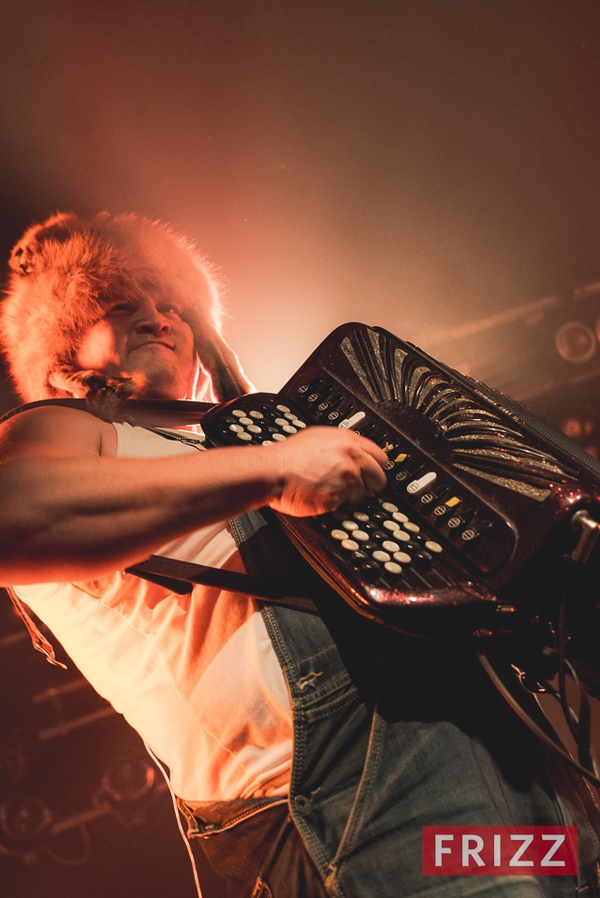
422, 826, 578, 876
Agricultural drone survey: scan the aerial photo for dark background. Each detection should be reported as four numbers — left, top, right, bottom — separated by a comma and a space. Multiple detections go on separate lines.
1, 2, 600, 895
2, 1, 600, 391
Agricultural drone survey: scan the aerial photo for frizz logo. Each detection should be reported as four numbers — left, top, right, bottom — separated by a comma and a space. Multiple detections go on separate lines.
422, 827, 578, 876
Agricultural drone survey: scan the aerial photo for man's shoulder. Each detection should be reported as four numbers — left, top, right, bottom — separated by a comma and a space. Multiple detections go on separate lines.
0, 402, 114, 458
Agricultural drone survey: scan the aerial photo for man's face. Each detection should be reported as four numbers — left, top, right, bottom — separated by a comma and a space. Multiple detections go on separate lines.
76, 286, 197, 400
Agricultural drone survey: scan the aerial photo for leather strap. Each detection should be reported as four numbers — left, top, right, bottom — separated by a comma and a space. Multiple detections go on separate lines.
126, 554, 319, 614
0, 397, 216, 428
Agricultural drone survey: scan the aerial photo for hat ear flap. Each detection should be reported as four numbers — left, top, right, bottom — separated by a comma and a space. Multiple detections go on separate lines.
49, 368, 146, 400
191, 321, 253, 402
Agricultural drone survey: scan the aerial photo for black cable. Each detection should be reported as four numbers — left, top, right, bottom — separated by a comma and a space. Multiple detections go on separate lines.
477, 652, 600, 789
556, 557, 598, 777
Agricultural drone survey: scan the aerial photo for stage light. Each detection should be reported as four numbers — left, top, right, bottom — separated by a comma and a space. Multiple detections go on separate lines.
0, 794, 52, 852
554, 321, 597, 364
99, 755, 155, 805
422, 280, 600, 456
561, 418, 595, 441
95, 754, 156, 828
425, 281, 600, 404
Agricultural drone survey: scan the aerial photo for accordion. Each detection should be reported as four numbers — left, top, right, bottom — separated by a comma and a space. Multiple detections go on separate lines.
202, 322, 600, 644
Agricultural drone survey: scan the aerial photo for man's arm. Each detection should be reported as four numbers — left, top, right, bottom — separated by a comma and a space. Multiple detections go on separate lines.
0, 406, 387, 584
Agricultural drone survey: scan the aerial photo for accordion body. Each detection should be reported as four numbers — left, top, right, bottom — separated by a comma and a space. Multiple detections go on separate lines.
202, 323, 600, 642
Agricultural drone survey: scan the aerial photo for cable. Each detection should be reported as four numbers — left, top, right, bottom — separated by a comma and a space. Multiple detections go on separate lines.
42, 824, 92, 866
555, 555, 599, 778
477, 652, 600, 788
143, 744, 203, 898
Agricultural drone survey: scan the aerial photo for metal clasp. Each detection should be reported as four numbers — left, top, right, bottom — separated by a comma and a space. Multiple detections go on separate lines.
570, 509, 600, 565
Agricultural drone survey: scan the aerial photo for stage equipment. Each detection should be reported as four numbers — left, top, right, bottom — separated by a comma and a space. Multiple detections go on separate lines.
99, 755, 155, 806
424, 282, 600, 457
424, 282, 600, 403
0, 794, 52, 853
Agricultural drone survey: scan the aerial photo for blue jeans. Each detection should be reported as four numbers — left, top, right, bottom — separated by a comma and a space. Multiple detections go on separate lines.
181, 512, 598, 896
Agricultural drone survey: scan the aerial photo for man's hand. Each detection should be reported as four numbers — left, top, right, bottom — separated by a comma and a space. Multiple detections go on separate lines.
267, 426, 388, 517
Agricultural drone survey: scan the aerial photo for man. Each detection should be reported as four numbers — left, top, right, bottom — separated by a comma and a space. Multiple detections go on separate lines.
0, 211, 596, 897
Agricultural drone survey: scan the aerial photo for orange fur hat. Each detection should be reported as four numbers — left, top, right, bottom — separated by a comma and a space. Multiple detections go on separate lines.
0, 211, 252, 403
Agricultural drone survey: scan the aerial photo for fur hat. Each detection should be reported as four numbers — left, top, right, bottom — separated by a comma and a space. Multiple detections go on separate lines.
0, 211, 252, 404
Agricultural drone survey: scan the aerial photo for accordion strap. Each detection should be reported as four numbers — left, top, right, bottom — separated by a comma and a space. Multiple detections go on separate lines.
126, 554, 319, 615
0, 397, 217, 428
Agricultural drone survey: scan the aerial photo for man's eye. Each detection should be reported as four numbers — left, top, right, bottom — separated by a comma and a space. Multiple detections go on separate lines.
106, 303, 135, 317
159, 304, 182, 318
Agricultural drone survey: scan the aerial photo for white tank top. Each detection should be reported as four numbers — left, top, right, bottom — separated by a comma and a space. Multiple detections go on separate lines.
13, 422, 292, 802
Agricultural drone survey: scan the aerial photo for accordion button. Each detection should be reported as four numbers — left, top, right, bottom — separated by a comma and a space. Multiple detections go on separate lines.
357, 560, 380, 578
382, 540, 400, 552
414, 551, 433, 569
342, 520, 359, 531
393, 552, 412, 565
371, 530, 388, 542
392, 529, 411, 543
384, 561, 402, 576
353, 511, 370, 523
341, 539, 359, 551
407, 471, 437, 495
425, 540, 443, 554
373, 550, 391, 562
462, 521, 492, 543
381, 501, 399, 513
339, 411, 366, 429
331, 529, 347, 541
352, 549, 369, 561
353, 530, 370, 542
392, 511, 409, 523
404, 521, 421, 534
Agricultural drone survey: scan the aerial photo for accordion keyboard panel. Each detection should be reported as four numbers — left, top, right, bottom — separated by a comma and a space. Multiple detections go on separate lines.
202, 323, 600, 635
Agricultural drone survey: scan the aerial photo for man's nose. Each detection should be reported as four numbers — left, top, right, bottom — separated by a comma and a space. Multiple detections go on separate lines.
135, 300, 170, 333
